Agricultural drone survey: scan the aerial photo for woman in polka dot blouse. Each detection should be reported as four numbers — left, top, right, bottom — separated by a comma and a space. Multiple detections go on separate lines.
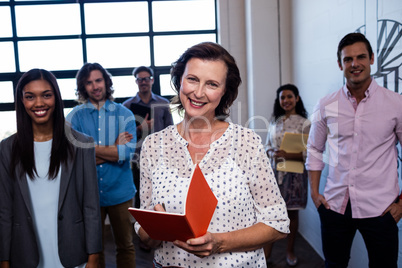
134, 42, 290, 268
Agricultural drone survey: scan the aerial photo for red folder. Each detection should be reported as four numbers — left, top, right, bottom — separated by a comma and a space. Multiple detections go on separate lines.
128, 165, 218, 242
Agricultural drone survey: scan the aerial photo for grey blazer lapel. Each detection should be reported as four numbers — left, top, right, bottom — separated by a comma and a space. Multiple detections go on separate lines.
16, 165, 33, 217
58, 152, 75, 212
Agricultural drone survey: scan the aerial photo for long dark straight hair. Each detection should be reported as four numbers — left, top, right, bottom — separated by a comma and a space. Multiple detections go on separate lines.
272, 84, 308, 121
11, 69, 72, 180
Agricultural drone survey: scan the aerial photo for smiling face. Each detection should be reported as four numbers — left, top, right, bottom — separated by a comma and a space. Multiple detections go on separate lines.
22, 79, 55, 129
179, 58, 227, 122
338, 41, 374, 90
84, 70, 107, 105
279, 89, 299, 115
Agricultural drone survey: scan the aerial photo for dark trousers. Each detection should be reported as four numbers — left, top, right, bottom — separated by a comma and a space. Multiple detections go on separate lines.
318, 201, 398, 268
99, 199, 136, 268
132, 161, 140, 208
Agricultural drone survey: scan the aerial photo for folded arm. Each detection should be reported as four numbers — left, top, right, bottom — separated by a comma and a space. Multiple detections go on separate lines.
95, 131, 133, 164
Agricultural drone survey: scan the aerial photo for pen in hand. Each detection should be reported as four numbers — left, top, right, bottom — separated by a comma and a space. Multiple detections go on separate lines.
162, 203, 166, 211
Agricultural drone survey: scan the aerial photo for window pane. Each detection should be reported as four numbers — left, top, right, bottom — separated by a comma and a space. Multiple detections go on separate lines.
160, 74, 175, 96
112, 75, 137, 99
0, 111, 16, 140
58, 78, 77, 100
0, 81, 14, 103
170, 104, 183, 125
0, 42, 15, 72
19, 39, 83, 71
153, 0, 215, 32
15, 0, 51, 1
16, 4, 80, 37
86, 37, 150, 69
154, 34, 216, 66
0, 7, 12, 37
85, 2, 148, 34
63, 108, 73, 118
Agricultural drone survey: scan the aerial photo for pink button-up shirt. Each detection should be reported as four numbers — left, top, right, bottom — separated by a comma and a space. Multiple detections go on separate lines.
306, 79, 402, 218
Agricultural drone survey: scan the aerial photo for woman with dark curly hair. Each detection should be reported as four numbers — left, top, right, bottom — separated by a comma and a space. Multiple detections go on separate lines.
264, 84, 310, 266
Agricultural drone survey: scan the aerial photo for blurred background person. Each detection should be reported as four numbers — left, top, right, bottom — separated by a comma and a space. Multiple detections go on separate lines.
67, 63, 137, 268
264, 84, 310, 267
123, 66, 173, 210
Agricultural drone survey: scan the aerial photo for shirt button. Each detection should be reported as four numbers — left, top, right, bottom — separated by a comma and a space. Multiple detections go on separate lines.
99, 141, 102, 144
354, 133, 358, 136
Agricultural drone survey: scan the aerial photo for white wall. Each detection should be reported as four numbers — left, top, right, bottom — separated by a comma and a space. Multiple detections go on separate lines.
218, 0, 293, 141
217, 0, 248, 126
218, 0, 402, 267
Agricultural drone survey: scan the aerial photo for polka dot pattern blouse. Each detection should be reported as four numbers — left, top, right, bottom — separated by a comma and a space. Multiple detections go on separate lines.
134, 123, 290, 267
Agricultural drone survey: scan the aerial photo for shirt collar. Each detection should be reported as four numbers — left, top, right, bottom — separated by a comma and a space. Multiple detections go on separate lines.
135, 92, 157, 104
83, 99, 112, 113
344, 78, 377, 100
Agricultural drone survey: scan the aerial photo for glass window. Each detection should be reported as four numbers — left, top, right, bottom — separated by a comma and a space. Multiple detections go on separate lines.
0, 111, 16, 140
0, 42, 15, 72
18, 39, 83, 71
160, 74, 176, 96
153, 0, 215, 32
58, 76, 138, 101
15, 0, 51, 1
0, 81, 14, 103
154, 34, 216, 66
58, 78, 78, 101
85, 2, 149, 34
0, 7, 12, 37
63, 107, 73, 118
86, 37, 150, 68
112, 75, 138, 99
15, 4, 81, 37
170, 104, 183, 125
0, 0, 217, 124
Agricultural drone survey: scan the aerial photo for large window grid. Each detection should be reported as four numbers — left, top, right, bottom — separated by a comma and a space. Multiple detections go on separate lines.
0, 0, 217, 113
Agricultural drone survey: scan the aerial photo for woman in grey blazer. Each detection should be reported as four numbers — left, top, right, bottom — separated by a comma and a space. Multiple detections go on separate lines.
0, 69, 102, 268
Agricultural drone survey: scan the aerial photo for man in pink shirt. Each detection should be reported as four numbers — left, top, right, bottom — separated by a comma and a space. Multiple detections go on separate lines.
306, 32, 402, 267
